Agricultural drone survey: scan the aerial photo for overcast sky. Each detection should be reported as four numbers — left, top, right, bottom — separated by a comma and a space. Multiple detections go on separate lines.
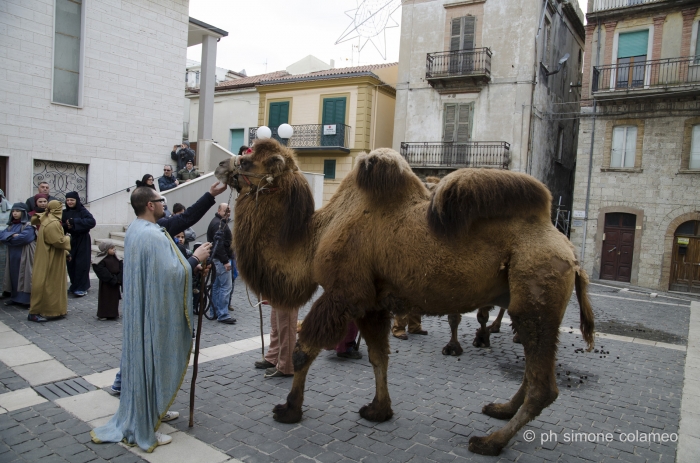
187, 0, 588, 77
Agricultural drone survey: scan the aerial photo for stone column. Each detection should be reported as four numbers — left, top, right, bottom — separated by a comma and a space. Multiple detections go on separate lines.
197, 34, 218, 172
581, 23, 597, 104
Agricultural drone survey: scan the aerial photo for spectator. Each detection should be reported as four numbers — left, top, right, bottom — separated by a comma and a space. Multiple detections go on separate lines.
62, 192, 96, 297
228, 253, 238, 310
206, 203, 235, 324
171, 141, 195, 172
172, 203, 196, 249
177, 160, 200, 183
173, 231, 189, 258
392, 314, 428, 340
92, 241, 122, 320
25, 182, 57, 211
158, 165, 179, 192
0, 203, 36, 307
91, 186, 212, 450
254, 301, 297, 378
162, 197, 172, 218
237, 145, 249, 156
28, 200, 70, 322
135, 174, 156, 190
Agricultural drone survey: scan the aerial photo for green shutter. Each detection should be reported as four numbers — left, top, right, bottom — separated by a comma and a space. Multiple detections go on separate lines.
268, 102, 289, 127
323, 160, 336, 179
322, 98, 346, 125
618, 30, 649, 58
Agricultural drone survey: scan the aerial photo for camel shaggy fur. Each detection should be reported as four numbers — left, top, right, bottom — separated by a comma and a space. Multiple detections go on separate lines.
216, 139, 595, 456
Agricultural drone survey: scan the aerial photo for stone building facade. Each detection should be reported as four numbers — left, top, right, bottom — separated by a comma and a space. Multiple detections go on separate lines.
393, 0, 585, 212
570, 0, 700, 292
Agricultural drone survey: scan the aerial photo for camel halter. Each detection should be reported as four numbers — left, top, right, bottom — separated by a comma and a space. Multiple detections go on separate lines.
232, 164, 292, 205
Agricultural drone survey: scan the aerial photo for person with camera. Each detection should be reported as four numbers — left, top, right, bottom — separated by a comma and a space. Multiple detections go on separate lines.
171, 142, 195, 172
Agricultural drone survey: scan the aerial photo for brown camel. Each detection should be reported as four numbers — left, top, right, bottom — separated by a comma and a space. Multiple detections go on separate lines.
216, 139, 594, 456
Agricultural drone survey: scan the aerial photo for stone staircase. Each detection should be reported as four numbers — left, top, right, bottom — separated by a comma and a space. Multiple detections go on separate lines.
92, 231, 126, 258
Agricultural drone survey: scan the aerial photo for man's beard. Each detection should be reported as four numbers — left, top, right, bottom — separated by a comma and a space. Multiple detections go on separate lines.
154, 209, 166, 220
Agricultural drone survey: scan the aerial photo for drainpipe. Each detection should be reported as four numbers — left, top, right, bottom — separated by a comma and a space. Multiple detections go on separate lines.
526, 0, 549, 175
580, 21, 602, 268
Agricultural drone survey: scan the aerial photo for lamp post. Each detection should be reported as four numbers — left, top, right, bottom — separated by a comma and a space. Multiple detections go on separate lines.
256, 125, 272, 140
277, 123, 294, 146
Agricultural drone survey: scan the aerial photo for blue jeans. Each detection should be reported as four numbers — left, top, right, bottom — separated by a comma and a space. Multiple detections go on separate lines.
211, 260, 232, 321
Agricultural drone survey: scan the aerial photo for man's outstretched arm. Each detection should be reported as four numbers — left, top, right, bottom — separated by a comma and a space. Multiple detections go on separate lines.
157, 182, 227, 236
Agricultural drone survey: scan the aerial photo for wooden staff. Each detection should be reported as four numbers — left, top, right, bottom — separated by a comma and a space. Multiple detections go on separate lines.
189, 263, 210, 427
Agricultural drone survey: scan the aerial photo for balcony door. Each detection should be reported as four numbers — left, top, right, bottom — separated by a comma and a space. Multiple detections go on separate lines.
443, 103, 473, 166
616, 30, 648, 89
322, 97, 346, 147
600, 213, 636, 282
450, 16, 475, 74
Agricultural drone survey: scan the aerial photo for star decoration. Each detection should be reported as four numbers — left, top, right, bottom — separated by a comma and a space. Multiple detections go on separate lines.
336, 0, 401, 60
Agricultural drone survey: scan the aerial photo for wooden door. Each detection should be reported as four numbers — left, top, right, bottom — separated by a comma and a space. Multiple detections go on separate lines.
0, 157, 7, 197
669, 221, 700, 293
600, 213, 636, 282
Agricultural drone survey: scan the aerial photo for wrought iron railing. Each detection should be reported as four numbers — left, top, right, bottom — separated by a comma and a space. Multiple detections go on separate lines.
592, 0, 663, 12
426, 48, 492, 79
33, 160, 88, 203
592, 56, 700, 92
249, 124, 351, 149
399, 142, 510, 169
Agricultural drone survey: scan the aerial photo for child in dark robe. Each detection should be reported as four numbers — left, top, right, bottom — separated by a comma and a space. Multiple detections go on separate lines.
92, 241, 122, 320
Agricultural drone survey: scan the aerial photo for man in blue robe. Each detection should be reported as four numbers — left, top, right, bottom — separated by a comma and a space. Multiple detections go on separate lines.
91, 187, 213, 451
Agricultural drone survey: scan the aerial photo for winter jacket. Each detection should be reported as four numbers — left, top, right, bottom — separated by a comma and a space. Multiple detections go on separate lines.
177, 168, 200, 182
206, 213, 233, 264
171, 148, 195, 171
158, 175, 178, 192
156, 192, 216, 238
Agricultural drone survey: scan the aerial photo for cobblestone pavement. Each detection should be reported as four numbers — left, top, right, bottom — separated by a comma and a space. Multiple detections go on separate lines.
0, 280, 692, 463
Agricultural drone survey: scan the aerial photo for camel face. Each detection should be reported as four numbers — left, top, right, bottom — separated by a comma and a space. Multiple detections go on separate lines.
214, 157, 239, 191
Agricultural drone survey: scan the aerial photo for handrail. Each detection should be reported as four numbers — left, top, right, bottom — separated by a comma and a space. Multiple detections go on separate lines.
592, 56, 700, 92
400, 141, 510, 169
426, 48, 492, 79
85, 175, 168, 205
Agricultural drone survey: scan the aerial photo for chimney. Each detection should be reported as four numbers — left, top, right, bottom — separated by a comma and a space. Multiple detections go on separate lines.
330, 59, 335, 69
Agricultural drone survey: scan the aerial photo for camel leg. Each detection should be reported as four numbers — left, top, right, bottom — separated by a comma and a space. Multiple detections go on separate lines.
273, 293, 353, 423
356, 310, 393, 422
472, 306, 493, 348
469, 297, 566, 456
488, 307, 506, 333
442, 313, 463, 356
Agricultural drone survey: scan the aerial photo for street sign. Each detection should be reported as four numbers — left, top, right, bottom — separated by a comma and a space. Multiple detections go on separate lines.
572, 220, 584, 227
573, 210, 586, 219
323, 124, 336, 135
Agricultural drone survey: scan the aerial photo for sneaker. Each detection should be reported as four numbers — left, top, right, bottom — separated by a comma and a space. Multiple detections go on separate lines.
73, 291, 87, 297
254, 359, 275, 369
218, 318, 236, 325
27, 314, 48, 323
337, 350, 363, 360
155, 432, 172, 446
109, 386, 121, 396
264, 368, 293, 378
162, 410, 179, 422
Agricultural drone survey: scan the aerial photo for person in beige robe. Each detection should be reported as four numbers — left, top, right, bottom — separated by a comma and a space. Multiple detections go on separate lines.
29, 200, 71, 322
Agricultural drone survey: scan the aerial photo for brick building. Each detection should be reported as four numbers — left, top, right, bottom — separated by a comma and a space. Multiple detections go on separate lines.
570, 0, 700, 292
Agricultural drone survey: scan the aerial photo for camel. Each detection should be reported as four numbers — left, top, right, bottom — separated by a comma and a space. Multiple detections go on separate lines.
216, 139, 594, 456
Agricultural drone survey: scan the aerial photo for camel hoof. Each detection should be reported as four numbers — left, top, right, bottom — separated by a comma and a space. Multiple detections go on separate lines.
512, 333, 521, 344
489, 324, 501, 333
468, 435, 504, 456
441, 342, 463, 356
472, 329, 490, 348
272, 402, 302, 423
359, 402, 393, 422
482, 402, 517, 420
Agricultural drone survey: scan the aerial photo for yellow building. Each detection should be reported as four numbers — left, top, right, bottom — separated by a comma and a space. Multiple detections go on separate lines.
252, 63, 398, 203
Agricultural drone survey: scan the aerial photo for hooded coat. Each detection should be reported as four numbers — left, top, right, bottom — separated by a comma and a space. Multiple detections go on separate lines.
0, 203, 36, 304
92, 241, 122, 319
30, 201, 71, 317
62, 192, 96, 293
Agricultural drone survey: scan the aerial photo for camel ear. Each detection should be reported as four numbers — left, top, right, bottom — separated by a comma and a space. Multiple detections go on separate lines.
263, 155, 285, 174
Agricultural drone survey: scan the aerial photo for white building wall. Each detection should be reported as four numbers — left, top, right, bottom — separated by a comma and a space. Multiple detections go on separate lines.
0, 0, 189, 234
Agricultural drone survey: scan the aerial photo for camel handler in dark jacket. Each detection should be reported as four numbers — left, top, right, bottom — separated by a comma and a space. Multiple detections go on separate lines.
206, 204, 235, 324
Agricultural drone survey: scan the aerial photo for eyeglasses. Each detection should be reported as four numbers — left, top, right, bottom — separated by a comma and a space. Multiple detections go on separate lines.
163, 169, 171, 172
149, 198, 165, 204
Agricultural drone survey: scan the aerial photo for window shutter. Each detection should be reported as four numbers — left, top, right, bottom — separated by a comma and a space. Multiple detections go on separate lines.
450, 18, 461, 52
443, 104, 457, 142
618, 30, 649, 58
323, 160, 336, 179
624, 126, 637, 167
322, 98, 346, 125
456, 103, 473, 143
268, 102, 289, 127
611, 127, 625, 167
462, 17, 475, 51
691, 125, 700, 169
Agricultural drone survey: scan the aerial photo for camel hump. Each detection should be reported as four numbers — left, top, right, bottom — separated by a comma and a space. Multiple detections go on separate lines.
354, 148, 424, 198
428, 169, 552, 237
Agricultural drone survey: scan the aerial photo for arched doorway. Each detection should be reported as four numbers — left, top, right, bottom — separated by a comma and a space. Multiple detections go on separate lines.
669, 220, 700, 293
600, 212, 636, 282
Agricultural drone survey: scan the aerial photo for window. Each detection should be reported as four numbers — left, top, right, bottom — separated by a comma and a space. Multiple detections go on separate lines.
268, 102, 289, 127
442, 103, 474, 143
322, 98, 346, 125
450, 16, 475, 52
543, 17, 551, 67
616, 30, 649, 89
53, 0, 84, 106
556, 127, 564, 162
695, 22, 700, 63
611, 126, 637, 168
691, 125, 700, 169
323, 160, 336, 180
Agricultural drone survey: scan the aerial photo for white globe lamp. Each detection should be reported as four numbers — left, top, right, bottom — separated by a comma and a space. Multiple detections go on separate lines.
278, 123, 294, 140
257, 126, 272, 139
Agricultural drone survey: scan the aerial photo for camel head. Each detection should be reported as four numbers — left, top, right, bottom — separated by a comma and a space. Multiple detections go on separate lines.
215, 138, 300, 195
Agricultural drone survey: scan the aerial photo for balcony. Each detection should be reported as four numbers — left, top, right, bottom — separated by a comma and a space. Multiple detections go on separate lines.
249, 124, 351, 154
399, 142, 510, 169
591, 0, 664, 13
425, 48, 492, 94
592, 56, 700, 99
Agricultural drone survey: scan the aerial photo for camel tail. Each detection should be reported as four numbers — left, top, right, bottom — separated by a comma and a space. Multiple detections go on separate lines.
575, 269, 595, 351
427, 169, 552, 237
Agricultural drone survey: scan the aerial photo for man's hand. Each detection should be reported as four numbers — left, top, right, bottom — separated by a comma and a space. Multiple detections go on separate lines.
174, 179, 179, 186
193, 242, 212, 263
173, 145, 179, 151
224, 262, 231, 272
209, 181, 227, 197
